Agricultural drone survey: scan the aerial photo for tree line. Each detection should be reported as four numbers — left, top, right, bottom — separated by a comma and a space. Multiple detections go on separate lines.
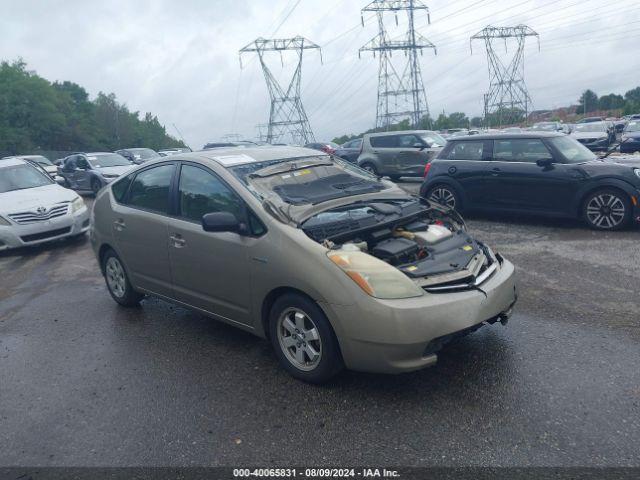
0, 60, 185, 157
333, 86, 640, 144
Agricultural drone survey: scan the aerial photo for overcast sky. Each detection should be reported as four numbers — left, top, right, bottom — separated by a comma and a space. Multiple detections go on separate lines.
1, 0, 639, 148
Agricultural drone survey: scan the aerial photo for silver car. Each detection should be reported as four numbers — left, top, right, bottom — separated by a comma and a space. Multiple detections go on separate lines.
357, 130, 446, 180
0, 158, 89, 250
91, 147, 517, 383
59, 152, 134, 194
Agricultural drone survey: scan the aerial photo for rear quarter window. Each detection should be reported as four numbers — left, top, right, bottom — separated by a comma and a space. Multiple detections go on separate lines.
111, 173, 134, 202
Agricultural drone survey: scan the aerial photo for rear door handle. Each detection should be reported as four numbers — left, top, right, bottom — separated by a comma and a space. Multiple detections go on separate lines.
113, 219, 126, 231
491, 167, 501, 177
169, 234, 186, 248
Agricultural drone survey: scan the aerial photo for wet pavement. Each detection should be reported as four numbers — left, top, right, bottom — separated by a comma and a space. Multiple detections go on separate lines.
1, 191, 639, 467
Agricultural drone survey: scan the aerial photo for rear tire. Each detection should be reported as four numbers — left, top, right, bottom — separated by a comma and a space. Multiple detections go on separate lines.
102, 249, 144, 307
582, 188, 631, 231
269, 293, 343, 383
426, 184, 460, 210
360, 162, 378, 176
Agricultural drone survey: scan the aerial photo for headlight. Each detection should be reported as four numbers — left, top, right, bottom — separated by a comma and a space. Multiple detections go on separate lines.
0, 215, 10, 226
327, 250, 423, 299
71, 196, 85, 213
634, 168, 640, 180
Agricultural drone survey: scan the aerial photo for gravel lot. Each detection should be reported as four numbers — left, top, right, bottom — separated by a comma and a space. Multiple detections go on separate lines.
1, 186, 639, 467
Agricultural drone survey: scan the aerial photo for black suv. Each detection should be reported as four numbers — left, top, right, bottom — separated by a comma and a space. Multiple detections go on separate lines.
420, 133, 640, 230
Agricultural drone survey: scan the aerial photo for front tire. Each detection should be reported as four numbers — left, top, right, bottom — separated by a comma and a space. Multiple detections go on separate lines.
426, 184, 460, 210
582, 188, 631, 230
269, 293, 343, 383
102, 249, 144, 307
360, 162, 378, 176
91, 178, 102, 195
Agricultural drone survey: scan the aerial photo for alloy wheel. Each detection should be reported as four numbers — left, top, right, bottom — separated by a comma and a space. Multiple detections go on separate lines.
586, 193, 626, 229
429, 187, 456, 209
276, 308, 322, 371
105, 257, 126, 298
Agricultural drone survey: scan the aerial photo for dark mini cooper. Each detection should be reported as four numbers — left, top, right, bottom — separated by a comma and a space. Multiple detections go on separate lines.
420, 133, 640, 230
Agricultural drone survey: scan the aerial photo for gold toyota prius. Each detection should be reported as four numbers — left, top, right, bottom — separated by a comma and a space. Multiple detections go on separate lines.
91, 146, 517, 383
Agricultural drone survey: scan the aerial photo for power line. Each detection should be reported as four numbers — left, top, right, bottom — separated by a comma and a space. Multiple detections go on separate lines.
359, 0, 437, 129
239, 36, 322, 144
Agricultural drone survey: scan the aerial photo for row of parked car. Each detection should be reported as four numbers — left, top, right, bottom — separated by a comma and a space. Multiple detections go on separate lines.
307, 127, 640, 231
2, 128, 639, 382
2, 119, 640, 255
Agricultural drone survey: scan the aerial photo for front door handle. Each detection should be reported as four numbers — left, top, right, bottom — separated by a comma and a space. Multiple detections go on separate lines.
113, 219, 126, 231
169, 234, 186, 248
491, 167, 501, 177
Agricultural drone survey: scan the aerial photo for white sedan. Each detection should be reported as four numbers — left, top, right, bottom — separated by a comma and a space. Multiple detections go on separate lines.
0, 158, 90, 251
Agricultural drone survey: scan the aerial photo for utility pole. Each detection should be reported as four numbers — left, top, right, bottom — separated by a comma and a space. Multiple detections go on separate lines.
359, 0, 436, 130
239, 36, 321, 145
471, 25, 539, 128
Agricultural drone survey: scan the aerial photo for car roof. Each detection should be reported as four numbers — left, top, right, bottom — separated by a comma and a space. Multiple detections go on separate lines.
365, 129, 439, 137
179, 146, 325, 167
446, 132, 565, 141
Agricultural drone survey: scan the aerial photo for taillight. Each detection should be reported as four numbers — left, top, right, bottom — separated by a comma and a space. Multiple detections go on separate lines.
423, 162, 432, 178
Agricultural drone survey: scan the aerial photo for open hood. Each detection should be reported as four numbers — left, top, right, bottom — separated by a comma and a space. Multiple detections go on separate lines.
246, 159, 408, 224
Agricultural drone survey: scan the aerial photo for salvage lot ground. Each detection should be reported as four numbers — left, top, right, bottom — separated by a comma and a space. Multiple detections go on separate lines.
1, 182, 639, 467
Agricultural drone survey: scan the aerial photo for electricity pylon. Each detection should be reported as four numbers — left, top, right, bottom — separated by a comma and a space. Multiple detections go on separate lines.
359, 0, 436, 130
239, 36, 321, 145
470, 25, 540, 127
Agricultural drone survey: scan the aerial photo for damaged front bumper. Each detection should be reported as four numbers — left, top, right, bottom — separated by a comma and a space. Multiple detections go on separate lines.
320, 257, 517, 374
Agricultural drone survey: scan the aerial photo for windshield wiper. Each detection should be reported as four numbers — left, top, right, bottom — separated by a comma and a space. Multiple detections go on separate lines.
599, 138, 631, 160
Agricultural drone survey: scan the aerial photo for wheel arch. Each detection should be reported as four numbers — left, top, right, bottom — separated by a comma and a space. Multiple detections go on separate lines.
573, 179, 636, 217
420, 178, 467, 210
260, 286, 336, 341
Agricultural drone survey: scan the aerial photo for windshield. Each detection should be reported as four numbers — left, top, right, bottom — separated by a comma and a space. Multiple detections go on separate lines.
420, 132, 446, 147
0, 163, 53, 193
128, 148, 158, 159
87, 153, 131, 168
230, 156, 385, 206
574, 123, 606, 133
549, 136, 597, 164
624, 121, 640, 132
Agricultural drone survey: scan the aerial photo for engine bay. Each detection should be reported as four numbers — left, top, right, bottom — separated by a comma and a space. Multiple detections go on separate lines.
302, 199, 495, 285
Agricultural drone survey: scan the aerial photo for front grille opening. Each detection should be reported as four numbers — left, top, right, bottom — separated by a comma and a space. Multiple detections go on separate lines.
20, 227, 71, 243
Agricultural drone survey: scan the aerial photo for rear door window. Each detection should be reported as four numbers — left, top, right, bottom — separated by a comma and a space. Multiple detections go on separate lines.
446, 141, 485, 160
127, 164, 175, 214
493, 139, 553, 163
370, 135, 398, 148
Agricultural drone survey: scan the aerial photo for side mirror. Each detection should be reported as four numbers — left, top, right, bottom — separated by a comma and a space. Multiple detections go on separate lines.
413, 142, 427, 150
202, 211, 248, 235
536, 158, 553, 167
